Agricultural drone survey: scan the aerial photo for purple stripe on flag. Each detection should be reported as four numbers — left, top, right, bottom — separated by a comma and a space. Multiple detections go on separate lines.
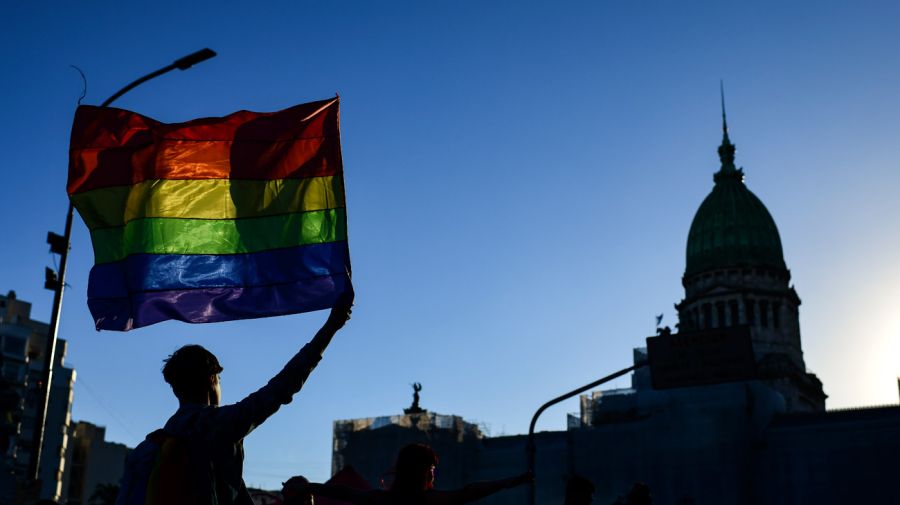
88, 273, 349, 331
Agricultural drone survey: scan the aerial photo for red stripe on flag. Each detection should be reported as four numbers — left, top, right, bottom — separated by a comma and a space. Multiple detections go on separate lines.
68, 99, 341, 194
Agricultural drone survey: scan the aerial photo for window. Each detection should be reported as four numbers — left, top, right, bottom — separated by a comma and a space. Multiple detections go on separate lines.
702, 304, 712, 329
746, 299, 756, 325
716, 302, 726, 329
4, 337, 25, 355
760, 300, 769, 328
2, 363, 22, 382
773, 302, 781, 328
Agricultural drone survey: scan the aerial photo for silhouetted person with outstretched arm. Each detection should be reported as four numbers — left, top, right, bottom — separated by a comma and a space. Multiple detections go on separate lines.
117, 290, 354, 505
283, 443, 532, 505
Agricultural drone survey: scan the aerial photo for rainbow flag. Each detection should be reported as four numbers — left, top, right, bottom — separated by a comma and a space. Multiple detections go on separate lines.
67, 98, 350, 331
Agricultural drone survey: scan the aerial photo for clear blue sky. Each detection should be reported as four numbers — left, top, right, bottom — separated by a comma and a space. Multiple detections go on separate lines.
2, 0, 899, 489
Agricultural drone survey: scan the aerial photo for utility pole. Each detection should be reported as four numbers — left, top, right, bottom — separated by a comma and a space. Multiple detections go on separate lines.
29, 48, 217, 483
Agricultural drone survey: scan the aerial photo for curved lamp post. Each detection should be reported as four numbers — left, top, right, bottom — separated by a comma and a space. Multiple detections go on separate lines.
29, 48, 217, 482
526, 360, 648, 505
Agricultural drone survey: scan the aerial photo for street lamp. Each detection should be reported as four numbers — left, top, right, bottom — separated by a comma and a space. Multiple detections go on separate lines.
525, 360, 648, 505
30, 48, 217, 482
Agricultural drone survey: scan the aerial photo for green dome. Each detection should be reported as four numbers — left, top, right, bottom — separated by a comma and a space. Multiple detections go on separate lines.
685, 133, 786, 278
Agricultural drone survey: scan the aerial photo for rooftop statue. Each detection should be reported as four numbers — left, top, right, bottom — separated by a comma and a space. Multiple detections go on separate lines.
405, 382, 425, 414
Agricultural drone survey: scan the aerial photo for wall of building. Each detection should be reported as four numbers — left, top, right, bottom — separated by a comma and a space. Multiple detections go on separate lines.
0, 290, 76, 502
473, 432, 566, 505
754, 406, 900, 505
39, 362, 75, 500
61, 421, 130, 505
333, 412, 482, 489
333, 383, 900, 504
572, 381, 783, 504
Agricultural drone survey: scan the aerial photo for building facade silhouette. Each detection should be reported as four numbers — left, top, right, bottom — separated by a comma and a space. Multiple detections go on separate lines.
331, 120, 900, 504
0, 290, 76, 503
59, 421, 130, 505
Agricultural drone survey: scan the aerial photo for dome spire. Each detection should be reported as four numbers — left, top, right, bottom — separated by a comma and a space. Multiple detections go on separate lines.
715, 81, 741, 182
721, 80, 730, 143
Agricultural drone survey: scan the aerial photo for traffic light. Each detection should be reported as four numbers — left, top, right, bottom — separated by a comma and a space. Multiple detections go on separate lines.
47, 232, 66, 255
44, 267, 59, 291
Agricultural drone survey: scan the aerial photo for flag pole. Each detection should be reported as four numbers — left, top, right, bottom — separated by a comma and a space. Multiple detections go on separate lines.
525, 361, 647, 505
29, 48, 217, 483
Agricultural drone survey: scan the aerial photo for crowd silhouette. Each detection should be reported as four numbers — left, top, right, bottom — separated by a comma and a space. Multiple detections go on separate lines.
282, 443, 530, 505
27, 290, 658, 505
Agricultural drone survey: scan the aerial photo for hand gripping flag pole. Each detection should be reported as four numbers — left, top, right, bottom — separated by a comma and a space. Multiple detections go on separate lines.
30, 49, 216, 482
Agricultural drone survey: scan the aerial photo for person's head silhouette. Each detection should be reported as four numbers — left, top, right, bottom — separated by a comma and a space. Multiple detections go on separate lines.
162, 345, 224, 406
564, 475, 595, 505
391, 443, 439, 493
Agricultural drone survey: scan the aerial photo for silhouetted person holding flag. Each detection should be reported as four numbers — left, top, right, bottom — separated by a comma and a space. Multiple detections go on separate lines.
283, 443, 532, 505
117, 290, 354, 505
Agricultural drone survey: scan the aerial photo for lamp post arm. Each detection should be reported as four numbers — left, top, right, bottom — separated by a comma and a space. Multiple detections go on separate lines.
99, 65, 174, 107
101, 48, 216, 107
526, 360, 648, 505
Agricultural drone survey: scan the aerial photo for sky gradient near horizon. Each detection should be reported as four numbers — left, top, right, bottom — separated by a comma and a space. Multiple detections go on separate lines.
2, 0, 900, 489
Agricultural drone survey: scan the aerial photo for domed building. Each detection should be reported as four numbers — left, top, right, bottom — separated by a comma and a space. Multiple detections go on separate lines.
675, 115, 826, 412
330, 105, 900, 504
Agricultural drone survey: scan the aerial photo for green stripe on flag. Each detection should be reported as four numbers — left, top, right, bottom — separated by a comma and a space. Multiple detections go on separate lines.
90, 208, 347, 264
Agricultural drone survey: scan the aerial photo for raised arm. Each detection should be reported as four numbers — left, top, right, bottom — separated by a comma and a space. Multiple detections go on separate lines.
440, 472, 532, 505
307, 288, 355, 358
211, 288, 354, 442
